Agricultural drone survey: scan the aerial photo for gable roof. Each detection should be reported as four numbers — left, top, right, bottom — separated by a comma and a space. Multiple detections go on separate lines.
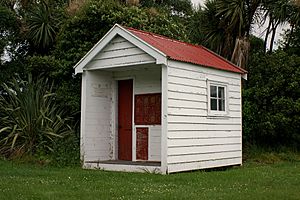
126, 27, 246, 74
74, 24, 246, 75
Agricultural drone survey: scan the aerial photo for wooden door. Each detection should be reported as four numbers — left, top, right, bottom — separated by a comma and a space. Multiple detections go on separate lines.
118, 79, 133, 161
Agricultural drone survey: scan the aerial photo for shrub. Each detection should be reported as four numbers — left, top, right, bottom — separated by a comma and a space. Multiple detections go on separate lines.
243, 50, 300, 150
0, 75, 75, 158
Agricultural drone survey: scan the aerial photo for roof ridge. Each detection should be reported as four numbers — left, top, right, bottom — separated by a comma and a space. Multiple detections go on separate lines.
125, 26, 191, 60
125, 27, 195, 47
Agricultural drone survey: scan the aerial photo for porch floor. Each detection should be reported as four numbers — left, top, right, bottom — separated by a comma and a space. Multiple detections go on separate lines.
86, 160, 161, 166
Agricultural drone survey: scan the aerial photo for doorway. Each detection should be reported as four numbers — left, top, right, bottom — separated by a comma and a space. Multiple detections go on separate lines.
118, 79, 133, 161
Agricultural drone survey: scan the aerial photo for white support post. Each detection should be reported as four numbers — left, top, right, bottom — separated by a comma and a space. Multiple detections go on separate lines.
161, 64, 168, 174
80, 71, 87, 165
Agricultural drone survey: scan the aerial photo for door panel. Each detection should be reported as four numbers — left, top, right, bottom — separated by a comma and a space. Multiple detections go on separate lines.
118, 79, 133, 161
136, 127, 148, 160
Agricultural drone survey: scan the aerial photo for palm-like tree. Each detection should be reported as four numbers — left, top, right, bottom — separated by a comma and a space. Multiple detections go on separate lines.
189, 1, 228, 56
285, 0, 300, 48
215, 0, 262, 68
26, 1, 58, 53
262, 0, 292, 52
190, 0, 262, 68
189, 0, 237, 60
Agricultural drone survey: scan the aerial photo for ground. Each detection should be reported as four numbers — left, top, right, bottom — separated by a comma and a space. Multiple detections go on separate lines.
0, 159, 299, 200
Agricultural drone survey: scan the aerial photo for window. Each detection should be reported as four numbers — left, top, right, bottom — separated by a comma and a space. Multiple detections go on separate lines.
210, 85, 225, 111
207, 81, 228, 116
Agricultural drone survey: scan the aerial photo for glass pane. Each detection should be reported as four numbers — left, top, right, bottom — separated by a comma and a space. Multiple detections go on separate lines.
219, 99, 225, 111
210, 86, 217, 97
218, 87, 225, 99
211, 99, 217, 110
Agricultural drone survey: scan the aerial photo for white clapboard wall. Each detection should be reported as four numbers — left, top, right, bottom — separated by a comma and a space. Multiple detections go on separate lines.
81, 70, 114, 162
166, 60, 242, 173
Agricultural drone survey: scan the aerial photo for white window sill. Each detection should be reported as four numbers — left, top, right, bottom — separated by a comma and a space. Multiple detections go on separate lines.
207, 111, 229, 119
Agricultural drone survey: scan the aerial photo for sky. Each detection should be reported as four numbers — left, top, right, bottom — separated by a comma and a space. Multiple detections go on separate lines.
191, 0, 204, 6
190, 0, 287, 48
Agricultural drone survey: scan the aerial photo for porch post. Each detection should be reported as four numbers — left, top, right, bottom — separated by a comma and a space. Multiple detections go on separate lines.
161, 64, 168, 174
80, 71, 87, 165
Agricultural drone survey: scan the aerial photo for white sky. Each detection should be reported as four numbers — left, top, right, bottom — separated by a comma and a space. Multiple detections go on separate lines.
191, 0, 204, 7
190, 0, 287, 48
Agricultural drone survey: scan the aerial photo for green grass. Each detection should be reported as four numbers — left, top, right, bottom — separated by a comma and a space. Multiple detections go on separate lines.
0, 160, 300, 200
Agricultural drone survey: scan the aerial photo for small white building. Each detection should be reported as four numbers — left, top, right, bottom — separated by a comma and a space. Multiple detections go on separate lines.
74, 24, 247, 174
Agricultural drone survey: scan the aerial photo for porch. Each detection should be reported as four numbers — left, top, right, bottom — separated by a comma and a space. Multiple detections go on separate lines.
81, 63, 165, 172
84, 160, 161, 173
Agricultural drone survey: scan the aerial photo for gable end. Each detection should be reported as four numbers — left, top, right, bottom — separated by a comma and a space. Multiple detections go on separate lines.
86, 35, 156, 70
74, 24, 167, 74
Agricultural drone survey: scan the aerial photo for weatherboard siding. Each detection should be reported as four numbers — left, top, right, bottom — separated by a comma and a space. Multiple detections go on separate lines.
82, 71, 114, 162
166, 60, 242, 173
86, 36, 155, 70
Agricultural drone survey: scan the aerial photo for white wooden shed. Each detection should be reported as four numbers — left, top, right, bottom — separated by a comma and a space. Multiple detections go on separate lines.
74, 24, 247, 174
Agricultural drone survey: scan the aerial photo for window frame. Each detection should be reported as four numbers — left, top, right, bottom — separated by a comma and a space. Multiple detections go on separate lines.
207, 80, 229, 117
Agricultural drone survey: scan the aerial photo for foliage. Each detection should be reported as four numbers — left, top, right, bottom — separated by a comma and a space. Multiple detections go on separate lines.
25, 0, 66, 54
243, 50, 300, 149
55, 0, 188, 61
1, 159, 300, 199
188, 1, 229, 56
0, 0, 192, 165
26, 2, 57, 52
188, 0, 262, 67
0, 75, 74, 158
50, 133, 80, 166
140, 0, 193, 16
0, 5, 22, 62
282, 24, 300, 56
262, 0, 295, 52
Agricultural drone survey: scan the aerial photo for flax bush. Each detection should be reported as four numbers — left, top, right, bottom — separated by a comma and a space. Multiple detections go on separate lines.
0, 75, 74, 158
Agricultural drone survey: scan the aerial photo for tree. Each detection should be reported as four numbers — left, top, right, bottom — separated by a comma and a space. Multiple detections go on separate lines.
25, 1, 66, 54
215, 0, 262, 68
243, 50, 300, 149
189, 0, 262, 68
140, 0, 193, 16
262, 0, 293, 52
285, 0, 300, 49
0, 5, 21, 62
188, 1, 231, 57
0, 4, 28, 94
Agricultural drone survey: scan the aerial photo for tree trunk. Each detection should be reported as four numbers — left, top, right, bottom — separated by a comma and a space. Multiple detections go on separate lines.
269, 21, 279, 53
285, 23, 295, 49
231, 36, 250, 69
264, 18, 272, 53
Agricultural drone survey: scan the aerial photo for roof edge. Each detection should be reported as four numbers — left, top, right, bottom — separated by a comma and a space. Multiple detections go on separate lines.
199, 45, 247, 74
73, 24, 119, 72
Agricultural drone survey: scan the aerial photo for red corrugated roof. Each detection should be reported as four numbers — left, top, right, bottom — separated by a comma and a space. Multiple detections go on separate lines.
126, 27, 246, 74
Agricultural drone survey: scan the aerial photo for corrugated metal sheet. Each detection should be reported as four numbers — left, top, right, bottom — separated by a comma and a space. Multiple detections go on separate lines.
126, 27, 246, 74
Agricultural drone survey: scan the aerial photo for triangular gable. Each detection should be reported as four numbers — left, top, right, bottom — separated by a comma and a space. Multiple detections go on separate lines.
85, 35, 156, 70
74, 24, 167, 74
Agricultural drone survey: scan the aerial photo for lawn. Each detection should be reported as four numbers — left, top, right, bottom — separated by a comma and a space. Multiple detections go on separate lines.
0, 160, 299, 200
